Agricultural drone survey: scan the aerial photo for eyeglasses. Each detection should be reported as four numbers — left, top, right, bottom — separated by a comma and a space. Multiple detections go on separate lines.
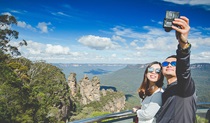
147, 67, 161, 74
162, 61, 176, 67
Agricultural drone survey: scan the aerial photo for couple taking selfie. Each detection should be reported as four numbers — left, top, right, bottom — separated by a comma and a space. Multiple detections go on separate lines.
132, 13, 197, 123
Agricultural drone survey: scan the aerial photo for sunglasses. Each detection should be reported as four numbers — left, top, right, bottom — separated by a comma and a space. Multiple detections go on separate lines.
162, 61, 176, 67
147, 67, 161, 74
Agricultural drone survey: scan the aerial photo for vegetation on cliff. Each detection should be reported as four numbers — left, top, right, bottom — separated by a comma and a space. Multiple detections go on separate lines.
0, 14, 126, 122
0, 14, 74, 123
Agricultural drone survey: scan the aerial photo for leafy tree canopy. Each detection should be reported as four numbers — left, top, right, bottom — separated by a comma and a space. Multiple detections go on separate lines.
0, 14, 27, 56
0, 14, 75, 123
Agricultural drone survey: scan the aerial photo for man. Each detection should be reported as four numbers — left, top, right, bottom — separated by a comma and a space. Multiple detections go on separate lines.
156, 16, 197, 123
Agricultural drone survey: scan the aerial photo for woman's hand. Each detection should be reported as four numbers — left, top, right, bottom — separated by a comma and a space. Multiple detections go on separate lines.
132, 106, 141, 113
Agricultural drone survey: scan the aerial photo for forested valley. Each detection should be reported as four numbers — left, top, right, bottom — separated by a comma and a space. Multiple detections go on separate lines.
0, 14, 126, 123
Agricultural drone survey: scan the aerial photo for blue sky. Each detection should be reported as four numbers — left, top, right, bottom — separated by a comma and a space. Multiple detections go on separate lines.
1, 0, 210, 64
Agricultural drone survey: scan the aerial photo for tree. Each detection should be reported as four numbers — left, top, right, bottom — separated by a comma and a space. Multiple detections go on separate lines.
0, 14, 76, 122
0, 14, 27, 56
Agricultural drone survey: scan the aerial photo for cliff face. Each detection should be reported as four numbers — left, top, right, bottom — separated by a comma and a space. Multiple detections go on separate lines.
79, 75, 101, 104
67, 73, 125, 112
68, 73, 77, 96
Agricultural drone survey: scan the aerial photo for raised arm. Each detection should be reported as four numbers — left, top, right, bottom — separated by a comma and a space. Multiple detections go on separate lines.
172, 16, 195, 97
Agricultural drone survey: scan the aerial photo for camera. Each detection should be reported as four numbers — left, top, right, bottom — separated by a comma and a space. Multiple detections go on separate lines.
163, 11, 180, 32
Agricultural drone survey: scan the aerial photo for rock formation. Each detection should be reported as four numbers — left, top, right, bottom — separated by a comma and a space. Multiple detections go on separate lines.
67, 73, 125, 112
68, 73, 77, 96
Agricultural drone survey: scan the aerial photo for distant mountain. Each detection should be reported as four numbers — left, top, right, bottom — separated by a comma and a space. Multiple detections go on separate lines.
52, 63, 126, 80
191, 63, 210, 70
99, 63, 210, 102
84, 68, 110, 75
190, 63, 210, 102
99, 64, 146, 95
54, 63, 210, 102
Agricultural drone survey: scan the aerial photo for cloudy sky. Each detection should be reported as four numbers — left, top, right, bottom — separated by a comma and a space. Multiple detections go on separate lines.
0, 0, 210, 64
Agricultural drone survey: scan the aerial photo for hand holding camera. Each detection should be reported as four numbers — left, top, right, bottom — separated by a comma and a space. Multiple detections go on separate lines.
163, 11, 180, 32
163, 11, 190, 48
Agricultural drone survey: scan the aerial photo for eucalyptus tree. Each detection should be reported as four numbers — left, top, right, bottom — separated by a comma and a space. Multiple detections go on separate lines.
0, 14, 27, 56
0, 14, 75, 122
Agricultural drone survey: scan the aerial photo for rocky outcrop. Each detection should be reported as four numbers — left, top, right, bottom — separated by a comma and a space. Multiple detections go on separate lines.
79, 75, 101, 104
68, 73, 77, 96
101, 90, 126, 112
67, 73, 125, 112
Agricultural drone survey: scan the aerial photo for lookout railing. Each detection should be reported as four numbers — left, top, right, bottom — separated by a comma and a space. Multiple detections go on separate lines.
69, 102, 210, 123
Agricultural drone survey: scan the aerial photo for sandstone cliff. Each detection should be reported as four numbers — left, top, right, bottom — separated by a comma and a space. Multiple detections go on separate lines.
67, 73, 125, 113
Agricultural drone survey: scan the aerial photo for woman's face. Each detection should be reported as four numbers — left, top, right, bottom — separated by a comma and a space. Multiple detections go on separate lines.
146, 64, 161, 83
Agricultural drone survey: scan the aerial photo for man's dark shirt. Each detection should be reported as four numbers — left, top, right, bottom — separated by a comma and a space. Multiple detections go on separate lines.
156, 44, 197, 123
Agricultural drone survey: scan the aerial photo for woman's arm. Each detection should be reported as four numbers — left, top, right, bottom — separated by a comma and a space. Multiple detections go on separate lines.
136, 92, 162, 120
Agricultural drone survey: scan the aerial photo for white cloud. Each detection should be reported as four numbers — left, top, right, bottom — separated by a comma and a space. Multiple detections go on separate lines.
57, 12, 70, 17
78, 35, 121, 50
71, 52, 82, 57
17, 40, 91, 63
163, 0, 210, 10
200, 52, 210, 57
190, 37, 210, 48
143, 26, 165, 35
23, 40, 45, 55
130, 40, 138, 47
163, 0, 210, 5
17, 21, 27, 28
37, 22, 52, 33
114, 25, 176, 51
191, 51, 210, 63
11, 10, 22, 14
1, 12, 12, 16
46, 44, 70, 54
111, 54, 117, 57
14, 24, 210, 64
110, 25, 210, 63
112, 26, 144, 39
24, 41, 72, 55
112, 35, 126, 42
17, 21, 36, 31
52, 12, 71, 17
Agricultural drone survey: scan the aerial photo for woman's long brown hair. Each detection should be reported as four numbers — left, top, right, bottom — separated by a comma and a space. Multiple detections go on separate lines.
138, 61, 164, 100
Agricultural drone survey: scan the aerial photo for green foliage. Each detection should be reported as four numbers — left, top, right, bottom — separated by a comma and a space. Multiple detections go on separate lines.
0, 50, 10, 62
191, 68, 210, 102
196, 115, 208, 123
100, 66, 144, 95
0, 14, 27, 56
84, 91, 124, 111
70, 107, 94, 121
0, 55, 75, 122
70, 107, 110, 121
100, 64, 210, 103
125, 94, 140, 110
0, 62, 24, 122
70, 91, 125, 121
8, 62, 21, 69
90, 111, 110, 117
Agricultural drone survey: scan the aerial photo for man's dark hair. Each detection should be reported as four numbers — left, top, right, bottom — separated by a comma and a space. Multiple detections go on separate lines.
166, 55, 177, 59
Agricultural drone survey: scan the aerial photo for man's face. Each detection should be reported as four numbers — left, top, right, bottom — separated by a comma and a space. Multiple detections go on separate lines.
162, 57, 177, 77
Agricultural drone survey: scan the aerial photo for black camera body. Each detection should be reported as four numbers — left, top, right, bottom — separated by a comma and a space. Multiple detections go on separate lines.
163, 11, 180, 32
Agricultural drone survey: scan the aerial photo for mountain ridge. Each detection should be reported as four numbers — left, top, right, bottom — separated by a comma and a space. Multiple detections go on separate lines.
55, 62, 210, 102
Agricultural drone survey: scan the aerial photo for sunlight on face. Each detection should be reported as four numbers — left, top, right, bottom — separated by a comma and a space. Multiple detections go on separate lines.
162, 57, 177, 77
146, 64, 161, 83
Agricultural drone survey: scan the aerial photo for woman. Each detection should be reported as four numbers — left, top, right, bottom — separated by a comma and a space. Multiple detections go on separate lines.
133, 61, 164, 123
